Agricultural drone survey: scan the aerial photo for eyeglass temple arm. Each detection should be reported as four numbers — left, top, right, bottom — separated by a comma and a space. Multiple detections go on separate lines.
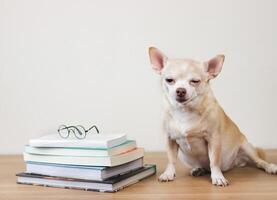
86, 125, 99, 133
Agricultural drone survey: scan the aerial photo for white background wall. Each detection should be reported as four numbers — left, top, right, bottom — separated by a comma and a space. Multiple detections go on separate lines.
0, 0, 276, 154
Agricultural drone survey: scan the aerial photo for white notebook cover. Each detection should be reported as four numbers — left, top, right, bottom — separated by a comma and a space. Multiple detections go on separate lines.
29, 133, 127, 149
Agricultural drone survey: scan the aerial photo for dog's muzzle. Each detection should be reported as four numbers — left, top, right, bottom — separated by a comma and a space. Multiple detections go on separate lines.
176, 88, 187, 103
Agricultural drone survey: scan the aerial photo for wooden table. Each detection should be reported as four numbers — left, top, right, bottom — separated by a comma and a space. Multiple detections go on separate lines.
1, 151, 277, 200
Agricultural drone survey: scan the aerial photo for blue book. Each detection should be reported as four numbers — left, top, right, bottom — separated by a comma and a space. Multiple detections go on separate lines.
25, 158, 143, 181
25, 140, 136, 157
23, 148, 144, 167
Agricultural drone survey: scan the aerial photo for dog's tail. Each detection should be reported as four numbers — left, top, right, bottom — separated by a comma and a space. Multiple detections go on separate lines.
256, 147, 266, 160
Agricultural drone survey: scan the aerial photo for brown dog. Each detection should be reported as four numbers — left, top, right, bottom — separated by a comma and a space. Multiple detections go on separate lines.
149, 47, 277, 186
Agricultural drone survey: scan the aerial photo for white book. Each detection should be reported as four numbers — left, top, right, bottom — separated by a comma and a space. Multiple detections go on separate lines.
25, 140, 136, 157
25, 158, 143, 181
29, 133, 126, 149
24, 148, 144, 167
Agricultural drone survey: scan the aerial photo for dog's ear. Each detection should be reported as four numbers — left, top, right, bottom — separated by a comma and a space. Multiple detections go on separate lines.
149, 47, 168, 74
205, 55, 225, 80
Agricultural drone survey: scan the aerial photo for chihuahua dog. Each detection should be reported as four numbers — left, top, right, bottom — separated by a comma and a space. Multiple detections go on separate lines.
149, 47, 277, 186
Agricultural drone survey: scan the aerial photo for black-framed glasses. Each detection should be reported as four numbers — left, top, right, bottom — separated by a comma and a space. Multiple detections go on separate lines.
58, 124, 99, 139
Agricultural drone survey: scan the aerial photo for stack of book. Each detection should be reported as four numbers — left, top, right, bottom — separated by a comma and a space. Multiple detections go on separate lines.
17, 133, 156, 192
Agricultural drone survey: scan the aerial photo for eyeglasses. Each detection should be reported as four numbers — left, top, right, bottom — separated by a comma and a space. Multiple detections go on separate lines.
58, 124, 99, 139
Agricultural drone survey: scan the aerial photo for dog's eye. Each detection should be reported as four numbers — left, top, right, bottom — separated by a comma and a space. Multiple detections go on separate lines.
165, 78, 175, 84
190, 79, 201, 85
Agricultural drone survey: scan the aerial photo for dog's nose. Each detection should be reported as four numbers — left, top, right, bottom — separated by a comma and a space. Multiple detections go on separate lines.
176, 88, 186, 98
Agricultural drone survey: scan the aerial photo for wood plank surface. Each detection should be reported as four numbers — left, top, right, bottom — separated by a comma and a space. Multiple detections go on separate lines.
1, 151, 277, 200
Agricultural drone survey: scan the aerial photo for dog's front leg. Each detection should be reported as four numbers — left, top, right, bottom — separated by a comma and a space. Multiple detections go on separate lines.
158, 137, 178, 182
208, 135, 229, 186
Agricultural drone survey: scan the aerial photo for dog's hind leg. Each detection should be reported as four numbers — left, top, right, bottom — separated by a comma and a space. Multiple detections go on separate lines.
241, 141, 277, 174
178, 147, 210, 177
190, 167, 210, 177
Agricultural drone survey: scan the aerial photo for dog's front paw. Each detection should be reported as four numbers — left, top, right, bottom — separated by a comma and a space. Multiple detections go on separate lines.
265, 163, 277, 174
158, 164, 176, 182
158, 171, 175, 182
211, 173, 229, 186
